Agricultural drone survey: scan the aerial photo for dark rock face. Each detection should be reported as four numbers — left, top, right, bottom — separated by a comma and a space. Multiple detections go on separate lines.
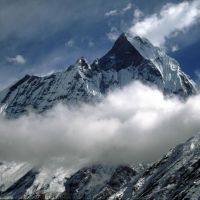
93, 166, 137, 200
97, 33, 145, 71
63, 165, 138, 200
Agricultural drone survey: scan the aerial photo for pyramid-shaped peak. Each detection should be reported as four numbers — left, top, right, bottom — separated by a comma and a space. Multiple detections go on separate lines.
115, 32, 148, 43
97, 33, 144, 71
115, 32, 128, 41
112, 33, 132, 47
114, 33, 155, 50
111, 33, 154, 55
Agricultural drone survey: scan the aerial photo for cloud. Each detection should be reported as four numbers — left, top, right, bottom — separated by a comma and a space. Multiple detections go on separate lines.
195, 70, 200, 78
0, 82, 200, 168
133, 8, 143, 23
65, 39, 75, 48
122, 3, 132, 13
7, 55, 26, 64
105, 9, 118, 17
128, 0, 200, 47
171, 45, 179, 52
195, 70, 200, 84
107, 27, 120, 41
105, 3, 132, 17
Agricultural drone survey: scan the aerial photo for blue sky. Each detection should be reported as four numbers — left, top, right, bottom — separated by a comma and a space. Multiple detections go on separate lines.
0, 0, 200, 89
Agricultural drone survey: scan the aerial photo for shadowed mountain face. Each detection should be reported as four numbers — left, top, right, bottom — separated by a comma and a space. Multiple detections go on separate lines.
97, 34, 145, 71
0, 33, 196, 118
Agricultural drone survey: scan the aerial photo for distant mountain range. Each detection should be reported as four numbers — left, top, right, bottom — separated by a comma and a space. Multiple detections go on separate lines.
0, 33, 196, 118
0, 33, 199, 200
1, 133, 199, 199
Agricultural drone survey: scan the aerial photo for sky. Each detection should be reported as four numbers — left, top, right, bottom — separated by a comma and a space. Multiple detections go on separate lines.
0, 0, 200, 89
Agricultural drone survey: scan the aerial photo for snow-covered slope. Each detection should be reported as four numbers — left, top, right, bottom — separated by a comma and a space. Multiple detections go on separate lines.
0, 161, 76, 200
0, 33, 196, 118
0, 133, 200, 200
58, 134, 200, 199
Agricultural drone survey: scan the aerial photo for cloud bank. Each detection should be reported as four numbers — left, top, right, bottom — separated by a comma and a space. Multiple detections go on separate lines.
0, 82, 200, 167
129, 0, 200, 47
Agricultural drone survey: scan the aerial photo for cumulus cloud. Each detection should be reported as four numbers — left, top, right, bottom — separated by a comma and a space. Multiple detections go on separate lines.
7, 55, 26, 64
0, 82, 200, 168
171, 45, 179, 52
105, 9, 118, 17
129, 0, 200, 47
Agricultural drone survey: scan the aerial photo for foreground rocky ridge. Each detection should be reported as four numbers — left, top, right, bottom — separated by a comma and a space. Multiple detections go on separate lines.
0, 134, 200, 199
0, 33, 196, 118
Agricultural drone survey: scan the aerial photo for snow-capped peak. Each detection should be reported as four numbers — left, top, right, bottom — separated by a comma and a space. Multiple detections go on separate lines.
123, 32, 196, 96
0, 33, 197, 118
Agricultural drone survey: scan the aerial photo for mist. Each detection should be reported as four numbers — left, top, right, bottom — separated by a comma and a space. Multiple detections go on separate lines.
0, 81, 200, 167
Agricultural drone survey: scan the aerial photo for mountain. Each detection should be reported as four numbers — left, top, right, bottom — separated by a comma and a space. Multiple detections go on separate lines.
0, 133, 200, 199
0, 34, 198, 199
0, 33, 197, 118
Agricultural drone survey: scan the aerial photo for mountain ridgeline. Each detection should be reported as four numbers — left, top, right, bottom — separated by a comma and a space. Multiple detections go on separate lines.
0, 33, 197, 118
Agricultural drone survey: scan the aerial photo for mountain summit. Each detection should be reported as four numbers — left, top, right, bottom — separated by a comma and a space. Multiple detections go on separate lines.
0, 33, 197, 118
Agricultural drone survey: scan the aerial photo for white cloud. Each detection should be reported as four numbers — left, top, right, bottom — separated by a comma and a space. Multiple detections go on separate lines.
171, 45, 179, 52
107, 27, 120, 41
105, 9, 118, 17
65, 39, 75, 48
122, 3, 132, 13
133, 8, 143, 23
105, 3, 132, 17
0, 82, 200, 167
7, 55, 26, 64
129, 0, 200, 47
